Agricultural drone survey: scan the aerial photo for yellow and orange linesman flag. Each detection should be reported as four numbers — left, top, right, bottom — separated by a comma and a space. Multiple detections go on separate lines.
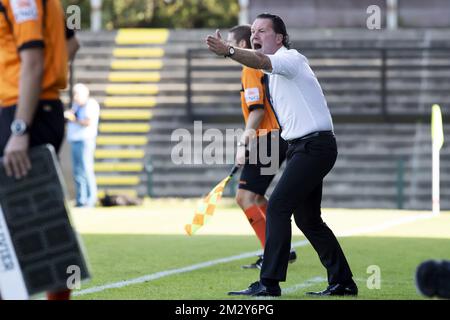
185, 166, 239, 236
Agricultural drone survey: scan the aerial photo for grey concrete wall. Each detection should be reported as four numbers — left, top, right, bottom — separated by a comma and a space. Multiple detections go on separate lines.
249, 0, 386, 28
399, 0, 450, 27
248, 0, 450, 28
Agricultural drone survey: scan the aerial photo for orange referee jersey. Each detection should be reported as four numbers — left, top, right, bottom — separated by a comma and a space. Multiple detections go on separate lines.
240, 66, 280, 136
0, 0, 68, 107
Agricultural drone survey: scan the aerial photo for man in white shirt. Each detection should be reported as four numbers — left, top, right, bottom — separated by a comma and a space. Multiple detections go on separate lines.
65, 83, 100, 208
206, 13, 356, 297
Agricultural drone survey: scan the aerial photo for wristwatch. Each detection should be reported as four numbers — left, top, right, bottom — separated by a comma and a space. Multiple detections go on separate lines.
10, 119, 29, 136
225, 46, 235, 58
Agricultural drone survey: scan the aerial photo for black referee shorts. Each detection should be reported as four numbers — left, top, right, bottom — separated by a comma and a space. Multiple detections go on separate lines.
0, 100, 65, 157
238, 131, 288, 196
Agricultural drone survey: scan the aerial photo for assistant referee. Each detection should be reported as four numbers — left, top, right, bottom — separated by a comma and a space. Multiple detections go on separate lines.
207, 13, 357, 297
0, 0, 79, 300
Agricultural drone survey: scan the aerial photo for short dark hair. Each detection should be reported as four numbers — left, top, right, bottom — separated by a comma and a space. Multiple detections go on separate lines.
229, 24, 252, 49
256, 13, 291, 49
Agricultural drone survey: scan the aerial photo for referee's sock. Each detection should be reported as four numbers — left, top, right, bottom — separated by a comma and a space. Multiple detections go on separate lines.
47, 289, 71, 300
259, 203, 268, 218
244, 205, 266, 248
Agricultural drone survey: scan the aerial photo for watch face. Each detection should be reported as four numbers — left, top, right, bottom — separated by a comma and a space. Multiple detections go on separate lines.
11, 120, 27, 135
229, 47, 235, 55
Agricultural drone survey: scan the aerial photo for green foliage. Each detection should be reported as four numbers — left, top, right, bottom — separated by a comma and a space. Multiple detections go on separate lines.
151, 0, 239, 29
61, 0, 239, 30
62, 0, 91, 29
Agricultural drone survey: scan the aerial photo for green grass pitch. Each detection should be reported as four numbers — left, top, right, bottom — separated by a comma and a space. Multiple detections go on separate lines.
66, 199, 450, 300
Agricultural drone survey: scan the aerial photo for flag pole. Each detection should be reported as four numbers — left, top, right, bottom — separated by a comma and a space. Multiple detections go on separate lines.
431, 104, 444, 216
432, 139, 440, 215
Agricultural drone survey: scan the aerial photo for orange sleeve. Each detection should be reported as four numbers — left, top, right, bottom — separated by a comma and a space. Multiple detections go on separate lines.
242, 67, 265, 111
6, 0, 44, 51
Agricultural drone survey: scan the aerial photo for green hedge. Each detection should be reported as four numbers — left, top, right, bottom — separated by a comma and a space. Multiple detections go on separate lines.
62, 0, 239, 30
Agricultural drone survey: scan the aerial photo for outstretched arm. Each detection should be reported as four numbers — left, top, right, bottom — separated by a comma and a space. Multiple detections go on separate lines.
206, 30, 272, 72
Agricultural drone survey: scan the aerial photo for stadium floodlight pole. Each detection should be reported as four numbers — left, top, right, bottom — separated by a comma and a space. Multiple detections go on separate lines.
386, 0, 398, 30
431, 104, 444, 216
239, 0, 250, 25
90, 0, 102, 32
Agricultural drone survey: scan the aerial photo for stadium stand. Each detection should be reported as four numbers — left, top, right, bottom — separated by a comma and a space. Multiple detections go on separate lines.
63, 29, 450, 210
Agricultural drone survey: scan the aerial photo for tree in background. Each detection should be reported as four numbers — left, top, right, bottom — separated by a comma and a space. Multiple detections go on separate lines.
61, 0, 239, 30
62, 0, 91, 29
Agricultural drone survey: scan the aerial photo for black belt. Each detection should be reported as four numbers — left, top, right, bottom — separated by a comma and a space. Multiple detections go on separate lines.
288, 131, 334, 145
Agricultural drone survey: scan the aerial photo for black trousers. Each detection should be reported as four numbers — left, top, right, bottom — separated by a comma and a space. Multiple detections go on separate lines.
0, 100, 65, 157
260, 135, 354, 285
239, 131, 288, 196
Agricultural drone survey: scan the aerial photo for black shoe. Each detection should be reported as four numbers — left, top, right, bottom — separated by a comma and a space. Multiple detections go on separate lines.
288, 250, 297, 264
306, 282, 358, 297
242, 250, 298, 270
242, 255, 264, 269
228, 281, 281, 297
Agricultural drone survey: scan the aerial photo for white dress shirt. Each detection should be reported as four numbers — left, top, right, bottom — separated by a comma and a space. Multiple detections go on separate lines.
264, 46, 334, 141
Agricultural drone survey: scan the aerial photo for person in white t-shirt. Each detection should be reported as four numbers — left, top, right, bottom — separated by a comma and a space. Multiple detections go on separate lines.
65, 83, 100, 208
206, 13, 356, 297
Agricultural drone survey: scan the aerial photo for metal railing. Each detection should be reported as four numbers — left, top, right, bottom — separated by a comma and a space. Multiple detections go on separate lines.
68, 61, 75, 109
186, 46, 450, 122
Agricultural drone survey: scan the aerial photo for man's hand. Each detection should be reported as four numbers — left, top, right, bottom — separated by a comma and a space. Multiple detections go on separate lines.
235, 145, 247, 166
206, 29, 229, 56
3, 134, 31, 179
64, 110, 76, 122
5, 47, 43, 179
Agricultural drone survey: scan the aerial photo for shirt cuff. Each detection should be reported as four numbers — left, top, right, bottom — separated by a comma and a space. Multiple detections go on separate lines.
66, 27, 75, 40
18, 40, 45, 51
248, 104, 264, 112
263, 55, 277, 75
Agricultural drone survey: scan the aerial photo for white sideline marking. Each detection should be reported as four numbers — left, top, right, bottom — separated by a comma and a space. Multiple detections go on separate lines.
336, 213, 438, 237
251, 276, 326, 300
282, 276, 326, 295
74, 213, 435, 297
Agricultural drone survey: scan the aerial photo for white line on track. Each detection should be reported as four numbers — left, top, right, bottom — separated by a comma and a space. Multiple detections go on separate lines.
74, 212, 436, 297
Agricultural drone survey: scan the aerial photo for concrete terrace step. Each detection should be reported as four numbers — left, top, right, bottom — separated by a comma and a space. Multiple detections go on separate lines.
72, 81, 450, 93
144, 154, 450, 166
149, 185, 448, 201
71, 30, 450, 208
146, 120, 449, 130
135, 146, 448, 159
145, 122, 450, 135
76, 29, 450, 45
66, 81, 450, 94
146, 133, 436, 145
73, 58, 186, 70
76, 44, 206, 59
73, 56, 450, 74
74, 70, 186, 82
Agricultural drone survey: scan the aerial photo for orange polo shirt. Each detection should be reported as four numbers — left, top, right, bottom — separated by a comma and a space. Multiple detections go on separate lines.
0, 0, 68, 107
240, 66, 280, 136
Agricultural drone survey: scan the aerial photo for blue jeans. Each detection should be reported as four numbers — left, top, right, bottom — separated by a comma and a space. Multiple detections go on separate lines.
70, 139, 97, 207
